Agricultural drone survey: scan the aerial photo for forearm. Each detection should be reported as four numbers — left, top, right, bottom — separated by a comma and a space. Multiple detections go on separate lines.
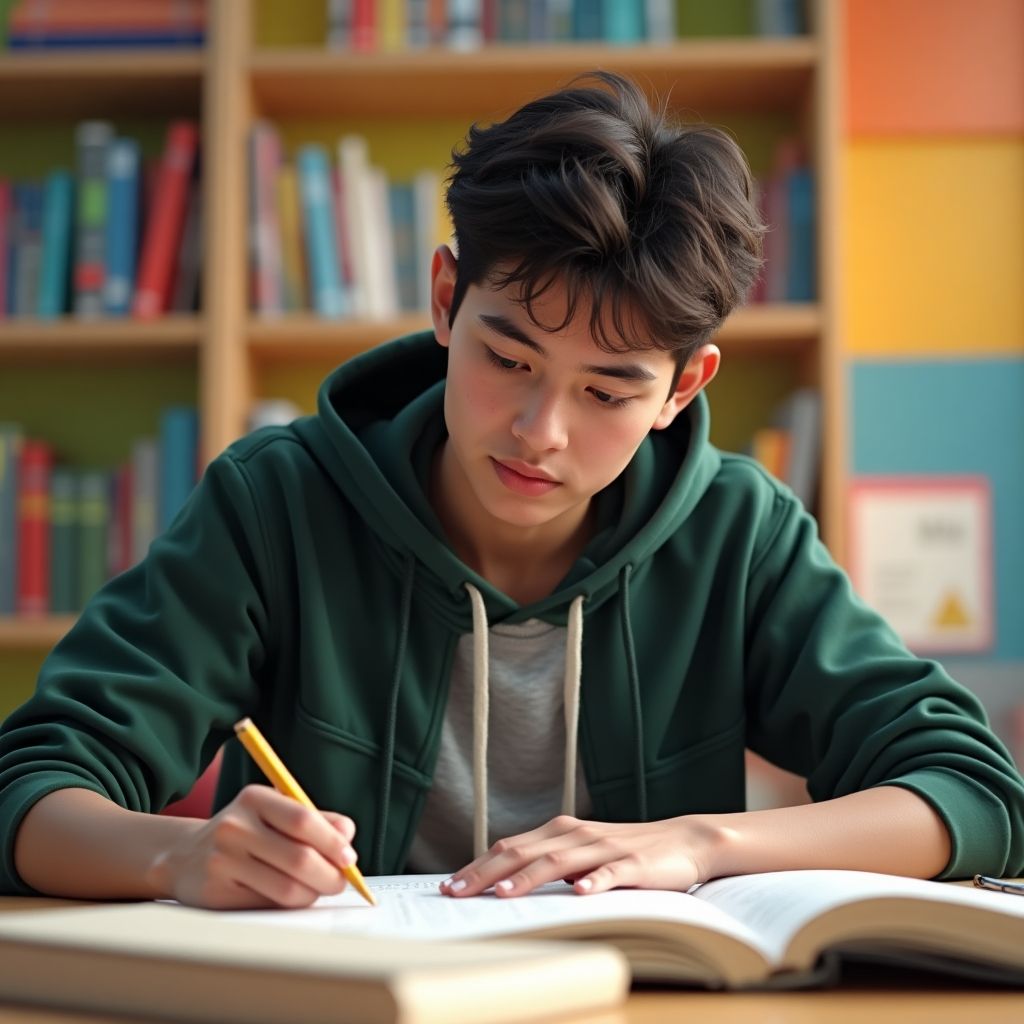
13, 788, 201, 900
694, 786, 952, 881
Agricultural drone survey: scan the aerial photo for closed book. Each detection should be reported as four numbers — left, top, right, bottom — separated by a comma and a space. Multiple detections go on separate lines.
158, 406, 198, 532
11, 181, 43, 317
248, 122, 285, 316
130, 437, 159, 565
326, 0, 352, 48
603, 0, 644, 43
16, 438, 53, 615
336, 135, 374, 317
785, 166, 815, 302
296, 144, 347, 319
37, 169, 74, 319
755, 0, 804, 36
133, 120, 199, 319
9, 0, 205, 30
275, 164, 306, 312
7, 29, 204, 48
546, 0, 573, 41
49, 466, 79, 614
0, 178, 10, 315
773, 387, 821, 510
644, 0, 676, 42
379, 0, 405, 50
0, 424, 22, 614
351, 0, 376, 50
412, 169, 441, 312
73, 120, 113, 318
169, 178, 201, 312
448, 0, 482, 49
76, 469, 110, 609
330, 165, 354, 304
0, 903, 628, 1024
572, 0, 603, 39
497, 0, 528, 41
368, 166, 399, 317
107, 461, 134, 578
103, 137, 141, 316
388, 182, 418, 312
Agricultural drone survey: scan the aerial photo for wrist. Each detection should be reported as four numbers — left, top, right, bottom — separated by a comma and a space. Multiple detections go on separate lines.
676, 813, 741, 883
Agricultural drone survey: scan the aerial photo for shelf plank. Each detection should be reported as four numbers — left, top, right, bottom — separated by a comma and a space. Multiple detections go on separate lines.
0, 50, 204, 118
0, 616, 75, 651
0, 316, 203, 364
247, 304, 819, 363
249, 38, 818, 118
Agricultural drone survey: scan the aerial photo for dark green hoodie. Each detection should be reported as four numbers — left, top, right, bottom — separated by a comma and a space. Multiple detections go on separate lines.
1, 332, 1022, 891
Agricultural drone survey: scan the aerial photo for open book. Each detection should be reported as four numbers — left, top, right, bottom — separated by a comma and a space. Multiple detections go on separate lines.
0, 902, 627, 1024
233, 869, 1024, 990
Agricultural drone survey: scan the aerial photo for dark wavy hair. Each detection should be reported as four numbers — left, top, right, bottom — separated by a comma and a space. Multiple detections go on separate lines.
445, 71, 765, 373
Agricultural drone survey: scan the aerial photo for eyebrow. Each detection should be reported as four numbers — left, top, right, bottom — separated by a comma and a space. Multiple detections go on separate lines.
478, 313, 658, 383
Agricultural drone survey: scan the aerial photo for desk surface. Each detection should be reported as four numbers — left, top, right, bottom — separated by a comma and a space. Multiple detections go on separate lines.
1, 897, 1021, 1023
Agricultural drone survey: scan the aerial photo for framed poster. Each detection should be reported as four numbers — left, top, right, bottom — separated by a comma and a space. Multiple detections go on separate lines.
848, 477, 993, 654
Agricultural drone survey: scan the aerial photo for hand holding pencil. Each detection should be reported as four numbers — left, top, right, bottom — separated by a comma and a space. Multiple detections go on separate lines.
233, 717, 377, 906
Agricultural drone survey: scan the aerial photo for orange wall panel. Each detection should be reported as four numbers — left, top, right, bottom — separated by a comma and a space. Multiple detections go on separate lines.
846, 0, 1024, 137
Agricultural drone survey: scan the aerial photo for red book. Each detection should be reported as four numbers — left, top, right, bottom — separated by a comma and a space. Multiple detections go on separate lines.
10, 0, 205, 31
331, 165, 354, 294
351, 0, 376, 51
16, 439, 54, 615
0, 179, 10, 317
132, 120, 199, 320
107, 461, 134, 577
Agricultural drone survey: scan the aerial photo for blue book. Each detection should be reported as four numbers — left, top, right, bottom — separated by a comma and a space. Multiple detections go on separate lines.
103, 138, 141, 316
0, 424, 22, 615
159, 406, 199, 532
12, 182, 43, 317
296, 145, 348, 319
36, 169, 74, 319
388, 182, 418, 313
785, 168, 815, 302
573, 1, 604, 40
602, 0, 644, 43
8, 32, 204, 49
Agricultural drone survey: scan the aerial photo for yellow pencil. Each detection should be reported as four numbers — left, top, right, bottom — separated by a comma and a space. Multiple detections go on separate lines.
233, 717, 377, 907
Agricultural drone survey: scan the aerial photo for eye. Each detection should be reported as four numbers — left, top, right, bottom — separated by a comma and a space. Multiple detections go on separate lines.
588, 387, 632, 409
485, 347, 524, 371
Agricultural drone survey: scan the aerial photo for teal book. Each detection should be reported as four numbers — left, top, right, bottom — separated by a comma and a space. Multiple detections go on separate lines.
158, 406, 199, 532
103, 137, 141, 316
73, 120, 113, 318
387, 182, 417, 313
603, 0, 644, 43
50, 467, 79, 614
76, 470, 110, 610
296, 145, 348, 319
572, 1, 603, 39
785, 167, 815, 302
0, 424, 22, 615
37, 169, 74, 319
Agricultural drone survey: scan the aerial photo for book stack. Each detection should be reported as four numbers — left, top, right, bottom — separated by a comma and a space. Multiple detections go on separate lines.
325, 0, 806, 51
248, 123, 445, 320
0, 407, 198, 617
0, 120, 200, 321
748, 387, 822, 513
2, 0, 205, 50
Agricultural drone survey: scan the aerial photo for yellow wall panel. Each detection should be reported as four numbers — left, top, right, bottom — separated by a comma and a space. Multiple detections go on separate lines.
845, 140, 1024, 355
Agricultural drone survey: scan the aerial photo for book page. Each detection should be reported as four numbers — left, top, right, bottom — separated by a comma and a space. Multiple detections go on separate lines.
692, 868, 1024, 965
229, 873, 776, 963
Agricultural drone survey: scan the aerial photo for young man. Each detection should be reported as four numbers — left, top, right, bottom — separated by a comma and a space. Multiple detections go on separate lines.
2, 74, 1021, 909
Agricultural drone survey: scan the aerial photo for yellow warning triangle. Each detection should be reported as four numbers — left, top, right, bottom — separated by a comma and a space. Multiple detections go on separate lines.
933, 592, 971, 628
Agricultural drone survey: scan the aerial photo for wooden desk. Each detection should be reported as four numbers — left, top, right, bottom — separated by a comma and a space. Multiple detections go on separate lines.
1, 898, 1021, 1024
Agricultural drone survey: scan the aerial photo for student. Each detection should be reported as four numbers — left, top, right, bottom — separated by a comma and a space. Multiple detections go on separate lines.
1, 73, 1021, 909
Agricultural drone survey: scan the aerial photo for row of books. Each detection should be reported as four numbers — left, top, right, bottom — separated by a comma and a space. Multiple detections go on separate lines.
249, 123, 445, 319
1, 0, 205, 50
0, 120, 200, 321
751, 139, 816, 304
746, 387, 821, 512
0, 409, 198, 616
326, 0, 805, 51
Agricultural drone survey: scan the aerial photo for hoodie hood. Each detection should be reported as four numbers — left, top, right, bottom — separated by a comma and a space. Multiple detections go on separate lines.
295, 330, 721, 629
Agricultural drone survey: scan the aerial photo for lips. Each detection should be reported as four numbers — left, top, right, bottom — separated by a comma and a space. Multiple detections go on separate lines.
495, 458, 558, 483
490, 457, 561, 496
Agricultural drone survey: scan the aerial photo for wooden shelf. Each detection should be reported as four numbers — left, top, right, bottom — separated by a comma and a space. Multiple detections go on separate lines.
249, 38, 818, 118
0, 616, 75, 651
0, 50, 204, 118
0, 316, 203, 364
247, 304, 819, 363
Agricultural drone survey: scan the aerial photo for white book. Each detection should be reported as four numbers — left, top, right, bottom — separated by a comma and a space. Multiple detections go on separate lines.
336, 135, 374, 318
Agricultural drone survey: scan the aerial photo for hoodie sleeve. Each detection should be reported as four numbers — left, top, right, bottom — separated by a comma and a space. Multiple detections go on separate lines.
743, 488, 1024, 879
0, 452, 273, 894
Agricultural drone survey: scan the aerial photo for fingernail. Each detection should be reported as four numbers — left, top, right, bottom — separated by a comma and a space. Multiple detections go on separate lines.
449, 878, 467, 893
495, 879, 514, 893
338, 846, 356, 867
576, 877, 592, 892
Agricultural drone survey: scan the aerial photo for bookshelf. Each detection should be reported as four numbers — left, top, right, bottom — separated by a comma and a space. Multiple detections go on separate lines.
0, 0, 844, 664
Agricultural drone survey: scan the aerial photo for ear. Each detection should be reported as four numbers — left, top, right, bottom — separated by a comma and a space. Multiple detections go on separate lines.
652, 344, 721, 431
430, 244, 458, 347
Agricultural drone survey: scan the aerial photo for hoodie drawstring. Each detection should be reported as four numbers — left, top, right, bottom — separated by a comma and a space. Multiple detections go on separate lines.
373, 554, 416, 875
466, 583, 587, 858
619, 563, 647, 821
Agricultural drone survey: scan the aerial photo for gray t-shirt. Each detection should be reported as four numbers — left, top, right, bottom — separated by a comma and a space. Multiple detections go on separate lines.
406, 618, 592, 873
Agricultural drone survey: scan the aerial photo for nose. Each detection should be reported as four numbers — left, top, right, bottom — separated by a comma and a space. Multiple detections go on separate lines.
512, 390, 569, 452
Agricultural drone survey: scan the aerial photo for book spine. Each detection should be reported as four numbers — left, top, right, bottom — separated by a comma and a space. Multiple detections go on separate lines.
133, 120, 199, 319
498, 0, 529, 41
644, 0, 676, 43
785, 167, 815, 302
388, 181, 418, 313
103, 137, 141, 317
326, 0, 352, 48
572, 0, 603, 40
49, 466, 79, 614
158, 406, 199, 532
406, 0, 429, 46
0, 178, 11, 317
350, 0, 376, 51
296, 145, 347, 319
336, 135, 373, 318
275, 164, 306, 312
546, 0, 573, 41
8, 32, 204, 47
448, 0, 482, 49
16, 438, 53, 615
602, 0, 644, 43
248, 122, 285, 316
379, 0, 406, 50
0, 425, 22, 615
169, 179, 202, 313
73, 120, 113, 319
9, 0, 205, 29
108, 461, 134, 578
412, 169, 441, 313
130, 438, 158, 565
754, 0, 804, 37
330, 165, 355, 308
12, 182, 43, 317
76, 469, 111, 609
36, 169, 74, 319
368, 166, 398, 317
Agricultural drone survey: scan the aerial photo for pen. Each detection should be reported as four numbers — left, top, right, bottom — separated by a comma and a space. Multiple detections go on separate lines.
233, 717, 377, 907
973, 874, 1024, 897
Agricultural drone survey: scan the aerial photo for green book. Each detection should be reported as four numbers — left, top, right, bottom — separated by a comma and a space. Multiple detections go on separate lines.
76, 470, 110, 610
49, 468, 79, 615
